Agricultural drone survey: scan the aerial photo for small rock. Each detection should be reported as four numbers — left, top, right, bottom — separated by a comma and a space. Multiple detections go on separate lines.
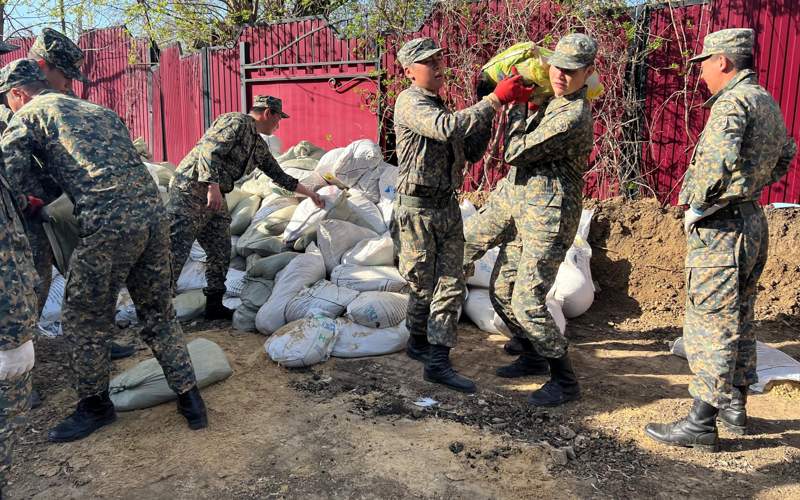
549, 447, 569, 466
449, 441, 465, 454
564, 446, 576, 460
35, 465, 60, 478
559, 425, 576, 440
574, 434, 590, 448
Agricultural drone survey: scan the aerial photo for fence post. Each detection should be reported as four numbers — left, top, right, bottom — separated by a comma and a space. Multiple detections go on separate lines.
239, 41, 248, 112
201, 47, 213, 130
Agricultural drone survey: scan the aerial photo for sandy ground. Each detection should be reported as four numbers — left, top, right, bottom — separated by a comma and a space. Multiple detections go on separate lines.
6, 199, 800, 499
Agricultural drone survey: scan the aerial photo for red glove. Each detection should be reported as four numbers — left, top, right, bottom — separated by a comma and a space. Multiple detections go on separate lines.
25, 195, 44, 216
492, 70, 535, 105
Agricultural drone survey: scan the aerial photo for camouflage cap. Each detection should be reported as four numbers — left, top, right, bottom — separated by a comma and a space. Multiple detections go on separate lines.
0, 58, 48, 94
397, 37, 442, 68
547, 33, 597, 70
253, 95, 289, 118
0, 39, 18, 55
29, 28, 88, 83
689, 28, 754, 63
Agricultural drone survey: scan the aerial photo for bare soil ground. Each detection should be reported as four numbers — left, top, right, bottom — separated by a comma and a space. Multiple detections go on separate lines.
7, 198, 800, 499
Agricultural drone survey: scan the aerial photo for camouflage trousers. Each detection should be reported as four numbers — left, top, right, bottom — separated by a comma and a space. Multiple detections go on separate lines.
63, 214, 197, 399
463, 179, 581, 358
684, 202, 768, 408
0, 371, 31, 490
25, 219, 54, 315
392, 195, 466, 347
167, 181, 231, 296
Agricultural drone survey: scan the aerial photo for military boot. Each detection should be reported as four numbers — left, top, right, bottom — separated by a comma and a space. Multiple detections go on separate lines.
177, 386, 208, 430
48, 391, 117, 443
645, 399, 719, 451
719, 385, 748, 435
496, 338, 549, 378
406, 334, 430, 363
527, 352, 580, 406
204, 292, 233, 320
424, 345, 476, 393
110, 341, 136, 360
503, 336, 525, 356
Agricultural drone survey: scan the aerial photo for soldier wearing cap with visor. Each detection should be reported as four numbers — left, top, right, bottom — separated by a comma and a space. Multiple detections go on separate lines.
645, 29, 796, 451
392, 37, 532, 393
167, 95, 323, 321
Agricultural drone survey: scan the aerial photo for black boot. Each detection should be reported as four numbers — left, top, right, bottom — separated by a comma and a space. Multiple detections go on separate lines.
110, 342, 136, 360
496, 339, 549, 378
177, 386, 208, 430
48, 392, 117, 443
527, 353, 580, 407
204, 292, 233, 320
406, 334, 430, 363
719, 386, 748, 435
424, 345, 476, 393
503, 337, 525, 356
645, 399, 720, 452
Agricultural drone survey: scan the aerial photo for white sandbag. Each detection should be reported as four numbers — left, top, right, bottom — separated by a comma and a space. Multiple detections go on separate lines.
264, 316, 338, 368
39, 267, 65, 337
261, 133, 282, 155
282, 185, 347, 242
277, 140, 326, 164
332, 319, 409, 358
378, 198, 394, 228
110, 338, 232, 411
315, 147, 346, 180
272, 169, 328, 198
233, 305, 258, 332
346, 189, 387, 234
174, 290, 206, 321
284, 280, 360, 322
230, 195, 262, 236
225, 268, 247, 298
240, 170, 275, 198
252, 194, 298, 223
463, 288, 500, 333
351, 162, 386, 203
144, 161, 175, 188
341, 232, 394, 266
378, 164, 398, 202
176, 259, 207, 292
550, 209, 595, 318
255, 243, 325, 334
460, 200, 477, 220
237, 208, 295, 257
345, 291, 408, 328
318, 140, 382, 189
317, 220, 378, 274
189, 240, 207, 262
330, 264, 408, 293
467, 247, 498, 288
247, 252, 300, 279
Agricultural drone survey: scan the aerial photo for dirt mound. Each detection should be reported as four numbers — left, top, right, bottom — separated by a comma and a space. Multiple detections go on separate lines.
586, 197, 800, 322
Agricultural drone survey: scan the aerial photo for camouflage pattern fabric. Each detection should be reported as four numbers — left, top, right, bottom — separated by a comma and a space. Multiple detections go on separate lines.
0, 173, 37, 490
28, 28, 88, 83
0, 90, 198, 399
0, 104, 12, 134
27, 222, 54, 312
679, 70, 796, 408
392, 83, 495, 346
678, 70, 797, 211
0, 371, 31, 490
689, 28, 755, 62
168, 182, 232, 296
393, 198, 466, 347
174, 112, 298, 195
546, 33, 598, 70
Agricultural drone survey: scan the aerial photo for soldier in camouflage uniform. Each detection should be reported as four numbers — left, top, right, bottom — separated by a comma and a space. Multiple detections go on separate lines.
0, 106, 38, 493
646, 29, 797, 452
462, 34, 597, 407
393, 37, 531, 393
168, 95, 323, 320
0, 59, 208, 443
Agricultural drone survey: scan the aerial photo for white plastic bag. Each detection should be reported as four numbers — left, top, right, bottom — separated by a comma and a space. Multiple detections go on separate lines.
341, 232, 394, 266
330, 264, 408, 293
282, 185, 347, 242
466, 247, 498, 288
460, 200, 477, 220
255, 243, 326, 334
284, 280, 360, 322
378, 164, 398, 202
346, 189, 387, 234
265, 315, 338, 368
331, 319, 409, 358
345, 291, 408, 328
317, 220, 378, 274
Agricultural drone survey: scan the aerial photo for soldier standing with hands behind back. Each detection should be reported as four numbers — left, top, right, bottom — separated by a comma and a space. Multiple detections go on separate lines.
645, 29, 796, 452
392, 37, 532, 393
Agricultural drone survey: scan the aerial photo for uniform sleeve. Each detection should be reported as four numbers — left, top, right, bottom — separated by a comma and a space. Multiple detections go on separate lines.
686, 98, 747, 211
1, 115, 44, 211
463, 116, 494, 163
504, 103, 579, 166
195, 117, 241, 184
770, 135, 797, 184
395, 91, 496, 142
253, 139, 298, 192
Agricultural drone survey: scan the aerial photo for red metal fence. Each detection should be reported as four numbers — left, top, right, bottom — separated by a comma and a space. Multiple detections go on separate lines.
2, 0, 798, 204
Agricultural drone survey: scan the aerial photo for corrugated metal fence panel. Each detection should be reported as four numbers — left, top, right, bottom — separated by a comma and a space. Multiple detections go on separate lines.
645, 0, 800, 205
240, 19, 379, 151
151, 65, 165, 162
209, 46, 241, 119
0, 36, 34, 65
179, 52, 205, 160
158, 45, 183, 162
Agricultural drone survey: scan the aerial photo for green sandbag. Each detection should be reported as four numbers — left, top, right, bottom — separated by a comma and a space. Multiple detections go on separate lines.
225, 188, 250, 213
174, 289, 206, 321
109, 338, 232, 411
293, 230, 318, 251
262, 205, 297, 235
247, 252, 300, 279
41, 193, 79, 274
230, 194, 261, 236
240, 276, 275, 310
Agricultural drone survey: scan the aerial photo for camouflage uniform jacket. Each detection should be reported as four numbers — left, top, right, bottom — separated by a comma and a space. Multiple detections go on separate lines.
0, 172, 38, 349
394, 85, 495, 198
0, 104, 12, 134
679, 70, 797, 211
1, 90, 162, 236
504, 86, 593, 195
175, 112, 298, 194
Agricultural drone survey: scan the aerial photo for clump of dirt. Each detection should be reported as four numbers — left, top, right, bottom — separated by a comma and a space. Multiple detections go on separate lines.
765, 381, 800, 399
586, 197, 800, 322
